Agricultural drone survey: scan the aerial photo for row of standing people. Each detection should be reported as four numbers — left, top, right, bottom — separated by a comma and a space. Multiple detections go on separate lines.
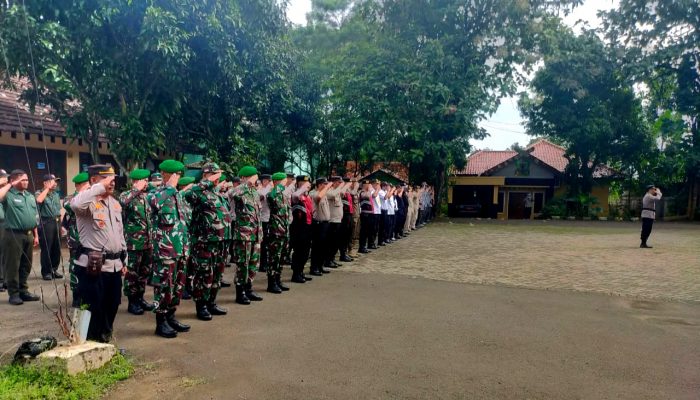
2, 160, 434, 343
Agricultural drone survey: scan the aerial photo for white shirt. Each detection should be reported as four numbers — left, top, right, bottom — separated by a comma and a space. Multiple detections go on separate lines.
372, 189, 381, 215
387, 196, 396, 216
258, 185, 272, 223
379, 190, 388, 211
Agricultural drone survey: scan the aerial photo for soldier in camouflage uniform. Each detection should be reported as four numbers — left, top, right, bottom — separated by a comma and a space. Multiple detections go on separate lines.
229, 165, 263, 305
61, 172, 90, 307
148, 160, 191, 339
215, 176, 233, 289
265, 172, 291, 294
183, 163, 229, 321
119, 168, 155, 316
177, 176, 195, 300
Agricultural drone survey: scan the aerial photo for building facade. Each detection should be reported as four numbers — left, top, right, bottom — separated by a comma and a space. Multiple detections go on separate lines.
448, 140, 614, 220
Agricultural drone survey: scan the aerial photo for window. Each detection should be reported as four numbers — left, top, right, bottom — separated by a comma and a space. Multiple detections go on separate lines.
534, 193, 544, 214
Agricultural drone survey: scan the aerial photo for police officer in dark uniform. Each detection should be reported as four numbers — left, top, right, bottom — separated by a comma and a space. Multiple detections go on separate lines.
36, 174, 64, 280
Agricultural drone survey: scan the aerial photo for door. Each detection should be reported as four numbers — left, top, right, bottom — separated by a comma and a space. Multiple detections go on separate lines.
508, 192, 528, 219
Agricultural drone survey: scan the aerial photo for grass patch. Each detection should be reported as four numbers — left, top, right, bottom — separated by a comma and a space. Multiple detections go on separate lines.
0, 353, 133, 400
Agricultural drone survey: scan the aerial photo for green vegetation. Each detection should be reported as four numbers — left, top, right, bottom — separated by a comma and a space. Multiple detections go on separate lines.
0, 353, 133, 400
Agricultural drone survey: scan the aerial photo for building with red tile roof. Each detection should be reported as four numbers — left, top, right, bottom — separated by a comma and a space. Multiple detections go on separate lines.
448, 139, 615, 219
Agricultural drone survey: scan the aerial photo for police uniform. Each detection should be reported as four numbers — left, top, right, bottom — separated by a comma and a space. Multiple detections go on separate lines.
258, 174, 272, 273
62, 172, 90, 307
310, 178, 331, 276
36, 174, 63, 280
70, 165, 126, 342
290, 175, 313, 283
326, 176, 344, 267
1, 170, 40, 305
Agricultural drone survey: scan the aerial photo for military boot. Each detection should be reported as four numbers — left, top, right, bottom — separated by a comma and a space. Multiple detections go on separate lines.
127, 297, 145, 315
167, 309, 191, 332
235, 284, 251, 305
276, 275, 290, 291
196, 301, 212, 321
155, 313, 177, 339
207, 294, 227, 315
267, 275, 282, 294
139, 297, 155, 312
245, 282, 263, 301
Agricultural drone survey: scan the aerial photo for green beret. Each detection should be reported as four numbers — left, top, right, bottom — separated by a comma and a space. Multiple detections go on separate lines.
159, 160, 185, 174
239, 165, 258, 177
271, 172, 287, 181
150, 172, 163, 181
72, 172, 89, 184
178, 176, 195, 186
129, 168, 151, 180
220, 174, 227, 182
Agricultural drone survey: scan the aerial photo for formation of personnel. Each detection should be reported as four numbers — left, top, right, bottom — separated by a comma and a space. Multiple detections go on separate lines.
0, 161, 435, 342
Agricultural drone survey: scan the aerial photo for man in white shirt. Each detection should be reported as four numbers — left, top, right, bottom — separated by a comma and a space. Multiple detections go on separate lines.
640, 184, 662, 248
369, 179, 381, 249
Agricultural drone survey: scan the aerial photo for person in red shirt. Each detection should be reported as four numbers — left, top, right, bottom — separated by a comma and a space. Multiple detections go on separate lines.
289, 175, 314, 283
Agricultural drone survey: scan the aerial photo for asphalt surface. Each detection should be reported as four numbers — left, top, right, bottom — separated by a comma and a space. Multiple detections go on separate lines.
105, 267, 700, 399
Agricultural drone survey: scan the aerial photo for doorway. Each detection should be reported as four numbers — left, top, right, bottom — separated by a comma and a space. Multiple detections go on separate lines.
508, 192, 529, 219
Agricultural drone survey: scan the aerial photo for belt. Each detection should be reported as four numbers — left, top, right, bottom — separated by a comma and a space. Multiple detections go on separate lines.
6, 228, 33, 235
642, 208, 656, 212
79, 247, 124, 260
41, 217, 60, 223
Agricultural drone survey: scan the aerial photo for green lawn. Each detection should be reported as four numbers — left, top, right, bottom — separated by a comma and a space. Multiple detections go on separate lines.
0, 353, 133, 400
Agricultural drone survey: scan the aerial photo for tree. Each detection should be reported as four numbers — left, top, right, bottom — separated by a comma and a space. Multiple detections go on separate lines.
0, 0, 295, 173
519, 30, 650, 201
294, 0, 583, 207
604, 0, 700, 218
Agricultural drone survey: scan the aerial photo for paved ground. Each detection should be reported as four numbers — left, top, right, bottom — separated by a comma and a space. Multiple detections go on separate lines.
0, 220, 698, 399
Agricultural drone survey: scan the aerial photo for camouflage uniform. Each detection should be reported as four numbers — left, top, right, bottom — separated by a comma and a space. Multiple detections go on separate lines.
229, 184, 262, 286
216, 187, 233, 282
266, 183, 290, 278
184, 180, 230, 303
148, 185, 190, 314
119, 188, 153, 299
61, 193, 80, 296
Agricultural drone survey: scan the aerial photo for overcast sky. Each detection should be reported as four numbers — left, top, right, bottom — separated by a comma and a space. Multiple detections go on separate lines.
286, 0, 618, 151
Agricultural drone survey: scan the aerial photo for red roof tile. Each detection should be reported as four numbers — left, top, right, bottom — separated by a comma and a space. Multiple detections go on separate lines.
453, 150, 517, 175
0, 86, 65, 136
527, 140, 567, 172
454, 139, 616, 178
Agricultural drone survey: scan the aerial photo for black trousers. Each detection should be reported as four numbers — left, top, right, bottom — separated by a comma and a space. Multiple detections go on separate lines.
368, 214, 379, 247
339, 213, 353, 257
75, 267, 122, 343
260, 221, 270, 271
641, 218, 654, 243
325, 222, 341, 265
395, 212, 406, 236
0, 228, 5, 284
310, 221, 330, 271
290, 221, 311, 275
378, 210, 388, 243
39, 218, 61, 276
359, 213, 373, 250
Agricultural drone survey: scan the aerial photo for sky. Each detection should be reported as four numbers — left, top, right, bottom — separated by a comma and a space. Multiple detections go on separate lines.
285, 0, 618, 151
